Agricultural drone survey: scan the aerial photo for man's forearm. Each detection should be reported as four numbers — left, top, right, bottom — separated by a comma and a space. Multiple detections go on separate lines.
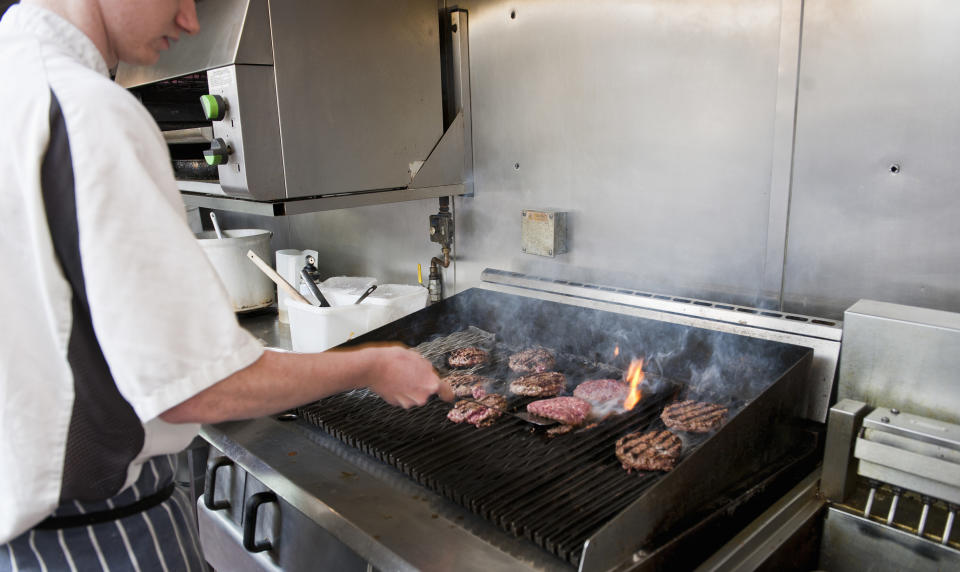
159, 347, 384, 424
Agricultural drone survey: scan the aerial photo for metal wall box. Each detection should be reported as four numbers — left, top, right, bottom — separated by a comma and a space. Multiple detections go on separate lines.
521, 209, 567, 257
839, 300, 960, 425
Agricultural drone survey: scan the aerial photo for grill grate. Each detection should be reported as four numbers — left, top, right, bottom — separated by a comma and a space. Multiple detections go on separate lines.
298, 328, 690, 566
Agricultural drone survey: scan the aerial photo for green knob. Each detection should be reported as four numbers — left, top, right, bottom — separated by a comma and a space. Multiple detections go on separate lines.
203, 138, 230, 166
200, 94, 227, 121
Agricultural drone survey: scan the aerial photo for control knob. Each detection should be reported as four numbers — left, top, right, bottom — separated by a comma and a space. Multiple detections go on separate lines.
203, 138, 231, 166
199, 94, 228, 121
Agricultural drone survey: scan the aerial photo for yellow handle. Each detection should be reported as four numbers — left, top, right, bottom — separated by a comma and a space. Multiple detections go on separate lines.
417, 263, 423, 285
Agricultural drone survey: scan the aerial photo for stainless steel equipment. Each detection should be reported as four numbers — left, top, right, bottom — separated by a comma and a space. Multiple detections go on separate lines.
195, 270, 849, 571
700, 300, 960, 571
118, 1, 473, 215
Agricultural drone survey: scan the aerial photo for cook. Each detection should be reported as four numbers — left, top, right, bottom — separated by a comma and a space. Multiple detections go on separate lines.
0, 0, 451, 569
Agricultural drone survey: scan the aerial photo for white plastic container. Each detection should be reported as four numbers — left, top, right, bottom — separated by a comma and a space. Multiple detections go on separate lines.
363, 284, 429, 331
196, 229, 274, 312
286, 299, 373, 352
317, 276, 378, 306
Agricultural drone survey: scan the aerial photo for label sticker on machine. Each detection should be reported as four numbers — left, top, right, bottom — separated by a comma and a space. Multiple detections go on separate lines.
207, 66, 235, 91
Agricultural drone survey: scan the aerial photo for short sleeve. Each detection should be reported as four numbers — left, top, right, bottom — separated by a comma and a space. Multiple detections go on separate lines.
60, 79, 264, 422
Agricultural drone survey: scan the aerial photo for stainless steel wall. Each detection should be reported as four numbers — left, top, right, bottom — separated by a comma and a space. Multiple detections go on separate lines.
220, 0, 960, 320
783, 0, 960, 318
456, 0, 788, 308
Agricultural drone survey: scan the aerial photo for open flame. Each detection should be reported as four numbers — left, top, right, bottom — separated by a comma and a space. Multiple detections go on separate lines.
623, 359, 644, 410
614, 345, 620, 357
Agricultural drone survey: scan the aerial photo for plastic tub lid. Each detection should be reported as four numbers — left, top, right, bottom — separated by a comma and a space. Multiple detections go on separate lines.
319, 276, 377, 294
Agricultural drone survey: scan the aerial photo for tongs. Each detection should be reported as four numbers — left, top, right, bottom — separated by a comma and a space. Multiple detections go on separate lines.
300, 268, 331, 307
295, 255, 331, 307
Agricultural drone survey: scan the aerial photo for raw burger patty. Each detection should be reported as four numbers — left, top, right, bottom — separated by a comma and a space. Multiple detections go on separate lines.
509, 372, 566, 397
660, 400, 728, 433
447, 347, 490, 368
508, 348, 556, 373
444, 373, 494, 398
573, 379, 629, 403
615, 430, 682, 472
446, 394, 508, 428
527, 396, 591, 425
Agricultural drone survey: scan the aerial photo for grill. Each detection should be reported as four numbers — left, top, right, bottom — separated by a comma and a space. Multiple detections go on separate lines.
293, 288, 815, 568
299, 380, 678, 564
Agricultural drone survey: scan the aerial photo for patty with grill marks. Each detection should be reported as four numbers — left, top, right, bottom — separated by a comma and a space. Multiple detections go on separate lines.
507, 348, 556, 374
509, 371, 566, 397
447, 347, 490, 368
660, 400, 728, 433
615, 430, 683, 472
443, 372, 495, 398
446, 394, 508, 427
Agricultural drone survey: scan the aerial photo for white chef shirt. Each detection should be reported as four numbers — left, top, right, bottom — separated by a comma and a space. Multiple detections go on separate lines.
0, 4, 265, 542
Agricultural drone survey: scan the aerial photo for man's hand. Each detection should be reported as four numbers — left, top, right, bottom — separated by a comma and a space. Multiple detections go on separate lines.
362, 344, 454, 408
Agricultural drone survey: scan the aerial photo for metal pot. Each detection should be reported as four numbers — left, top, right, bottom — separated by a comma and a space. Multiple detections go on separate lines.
196, 229, 275, 312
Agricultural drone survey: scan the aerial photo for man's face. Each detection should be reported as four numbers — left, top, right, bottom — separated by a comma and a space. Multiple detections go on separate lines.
99, 0, 199, 67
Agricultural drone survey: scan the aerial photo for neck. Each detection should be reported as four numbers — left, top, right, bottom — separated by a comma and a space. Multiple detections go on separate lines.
23, 0, 117, 69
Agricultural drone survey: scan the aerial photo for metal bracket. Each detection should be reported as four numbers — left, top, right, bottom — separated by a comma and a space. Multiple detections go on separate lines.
821, 399, 870, 502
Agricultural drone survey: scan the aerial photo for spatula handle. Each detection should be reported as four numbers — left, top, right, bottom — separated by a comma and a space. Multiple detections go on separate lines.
246, 250, 311, 305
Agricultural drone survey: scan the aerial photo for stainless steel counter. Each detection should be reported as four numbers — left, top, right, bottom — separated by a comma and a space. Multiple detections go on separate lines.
201, 415, 566, 571
209, 308, 565, 571
238, 308, 292, 351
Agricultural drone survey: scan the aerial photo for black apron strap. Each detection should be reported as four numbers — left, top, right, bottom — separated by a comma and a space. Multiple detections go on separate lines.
34, 483, 175, 530
40, 88, 145, 503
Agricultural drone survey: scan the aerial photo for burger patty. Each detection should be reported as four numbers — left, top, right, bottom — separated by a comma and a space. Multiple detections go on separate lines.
446, 394, 508, 428
444, 372, 494, 398
527, 396, 592, 425
573, 379, 629, 404
508, 348, 556, 374
660, 400, 728, 433
615, 430, 683, 472
447, 347, 490, 368
509, 372, 566, 397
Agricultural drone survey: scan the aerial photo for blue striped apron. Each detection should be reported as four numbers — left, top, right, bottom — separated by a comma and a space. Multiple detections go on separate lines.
0, 455, 205, 571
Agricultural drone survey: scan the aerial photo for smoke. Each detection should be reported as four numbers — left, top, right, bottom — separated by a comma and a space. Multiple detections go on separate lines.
415, 288, 807, 416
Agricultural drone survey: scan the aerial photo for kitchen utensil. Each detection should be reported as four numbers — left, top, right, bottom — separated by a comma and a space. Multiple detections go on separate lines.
354, 285, 377, 305
245, 250, 310, 305
209, 211, 224, 239
275, 249, 319, 323
300, 268, 331, 307
302, 255, 322, 284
